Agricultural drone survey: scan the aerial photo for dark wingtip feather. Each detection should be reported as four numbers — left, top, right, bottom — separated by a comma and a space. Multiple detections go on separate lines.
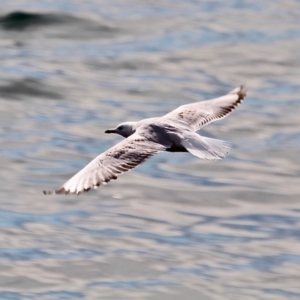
54, 187, 69, 195
43, 190, 52, 195
236, 85, 247, 102
43, 187, 68, 195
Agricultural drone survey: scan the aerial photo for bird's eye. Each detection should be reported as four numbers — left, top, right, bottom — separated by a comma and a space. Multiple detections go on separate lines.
119, 126, 123, 130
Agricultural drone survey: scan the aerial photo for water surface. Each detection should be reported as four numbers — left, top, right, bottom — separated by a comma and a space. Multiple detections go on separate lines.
0, 1, 300, 299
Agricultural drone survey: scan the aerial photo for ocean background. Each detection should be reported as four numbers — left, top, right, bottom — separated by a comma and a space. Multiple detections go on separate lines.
0, 1, 300, 299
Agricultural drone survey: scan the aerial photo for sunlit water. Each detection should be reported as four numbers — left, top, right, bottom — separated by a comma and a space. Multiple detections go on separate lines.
0, 1, 300, 299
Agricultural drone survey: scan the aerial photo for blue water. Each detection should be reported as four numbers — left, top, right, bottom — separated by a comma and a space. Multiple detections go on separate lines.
0, 1, 300, 299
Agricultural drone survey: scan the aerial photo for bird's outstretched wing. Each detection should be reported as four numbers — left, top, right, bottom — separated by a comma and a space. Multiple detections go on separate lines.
44, 134, 166, 195
164, 85, 246, 132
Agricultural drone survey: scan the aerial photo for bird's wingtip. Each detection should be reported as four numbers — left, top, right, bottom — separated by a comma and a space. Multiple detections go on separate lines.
43, 190, 53, 195
230, 84, 247, 98
238, 84, 247, 99
43, 187, 70, 195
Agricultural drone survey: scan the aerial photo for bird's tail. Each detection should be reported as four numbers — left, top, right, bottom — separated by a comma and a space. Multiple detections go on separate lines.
181, 132, 230, 160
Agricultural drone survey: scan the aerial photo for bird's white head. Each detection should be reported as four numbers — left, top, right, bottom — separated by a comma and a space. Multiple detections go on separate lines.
105, 121, 138, 138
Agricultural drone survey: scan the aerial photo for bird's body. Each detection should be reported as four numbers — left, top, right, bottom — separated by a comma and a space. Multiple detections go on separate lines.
44, 85, 247, 195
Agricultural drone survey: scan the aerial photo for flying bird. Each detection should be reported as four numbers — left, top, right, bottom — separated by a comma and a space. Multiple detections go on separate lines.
44, 85, 246, 195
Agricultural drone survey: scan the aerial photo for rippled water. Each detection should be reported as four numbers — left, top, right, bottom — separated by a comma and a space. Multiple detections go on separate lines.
0, 1, 300, 299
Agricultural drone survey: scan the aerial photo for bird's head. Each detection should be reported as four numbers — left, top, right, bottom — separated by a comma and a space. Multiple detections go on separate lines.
105, 121, 137, 138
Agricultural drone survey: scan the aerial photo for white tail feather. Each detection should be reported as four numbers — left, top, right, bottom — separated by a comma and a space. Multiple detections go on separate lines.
181, 132, 230, 160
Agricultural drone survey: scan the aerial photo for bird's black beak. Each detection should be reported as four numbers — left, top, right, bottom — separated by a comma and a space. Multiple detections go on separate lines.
105, 129, 117, 134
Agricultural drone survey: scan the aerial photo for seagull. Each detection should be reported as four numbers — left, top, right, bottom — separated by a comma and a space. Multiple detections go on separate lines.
44, 85, 246, 195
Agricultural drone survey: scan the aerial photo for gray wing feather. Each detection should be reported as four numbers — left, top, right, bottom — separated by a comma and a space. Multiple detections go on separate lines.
164, 85, 246, 131
44, 134, 166, 195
